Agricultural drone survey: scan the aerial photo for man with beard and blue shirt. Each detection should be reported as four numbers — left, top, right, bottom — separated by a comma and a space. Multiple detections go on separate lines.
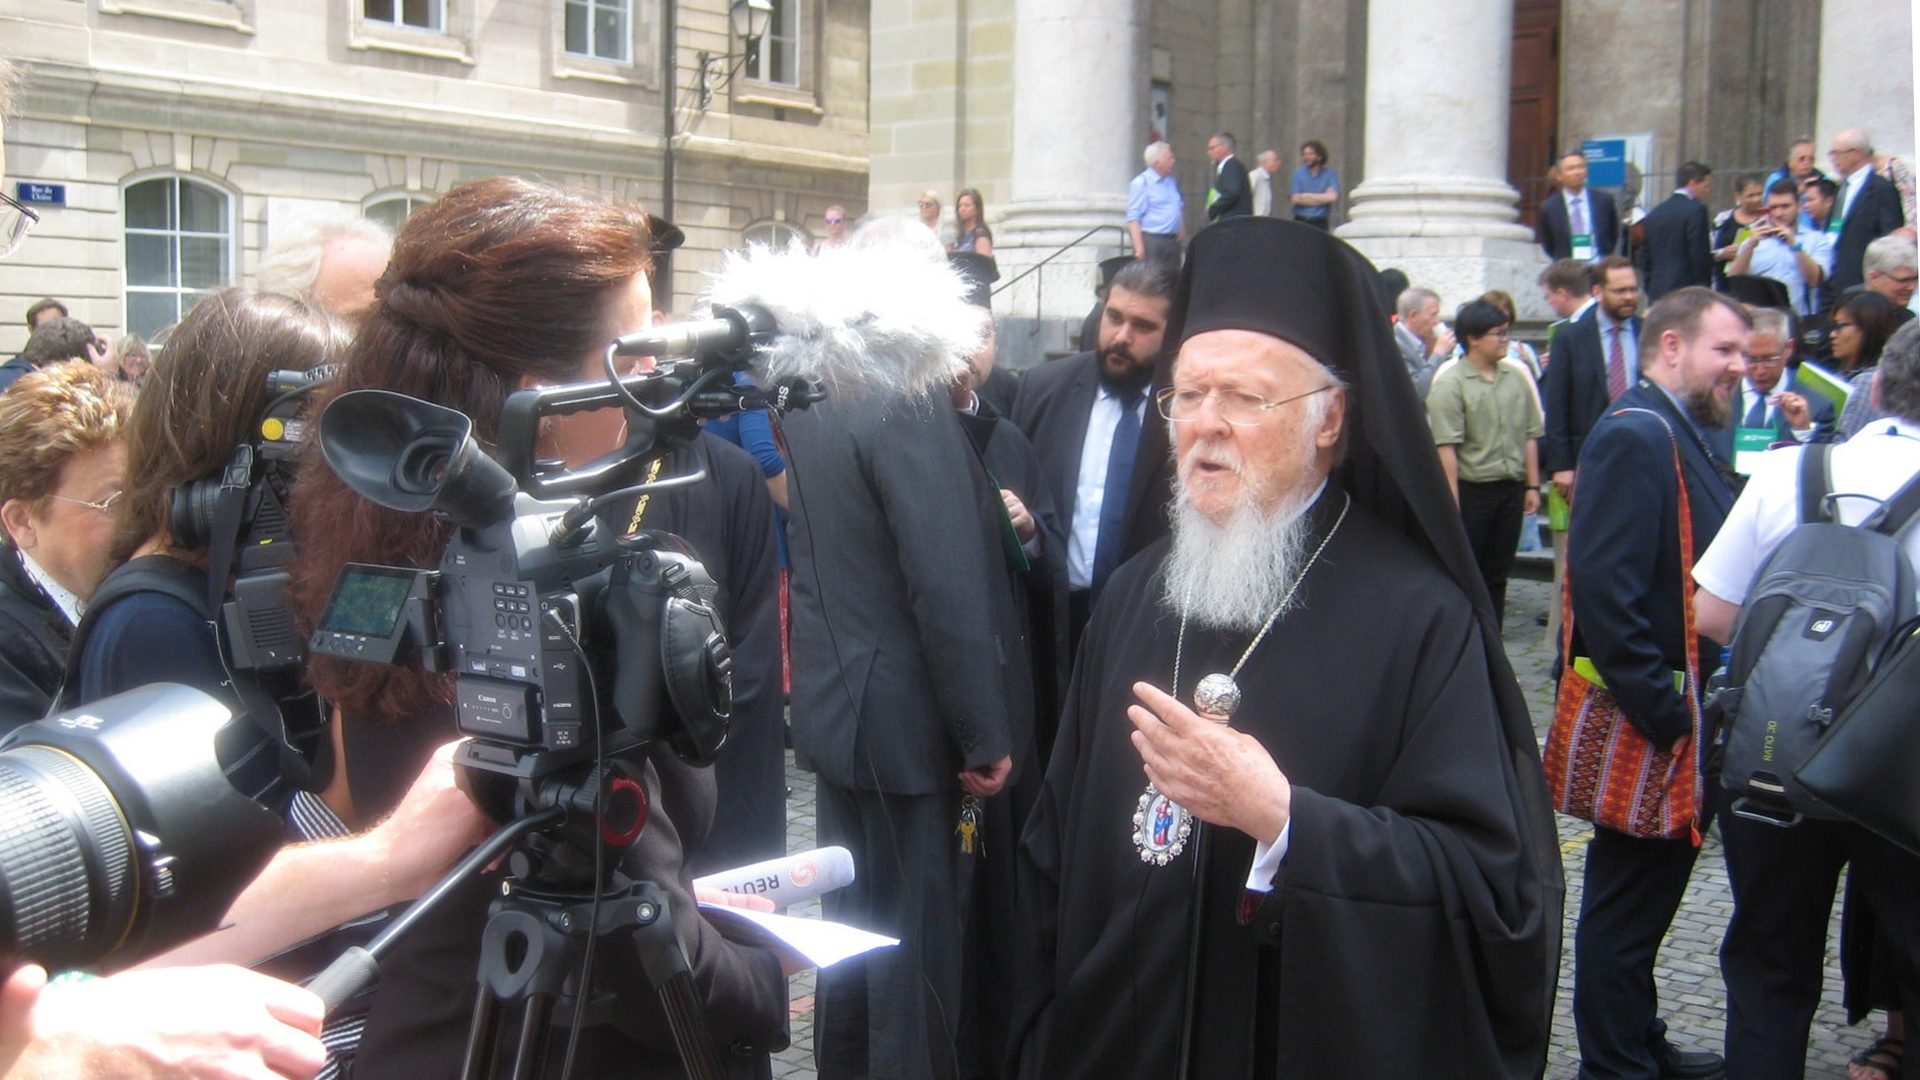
1012, 257, 1178, 656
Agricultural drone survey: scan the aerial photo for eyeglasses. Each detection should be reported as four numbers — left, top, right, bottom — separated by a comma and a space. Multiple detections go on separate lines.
1156, 384, 1334, 426
1746, 353, 1788, 366
1831, 320, 1858, 331
825, 216, 845, 225
918, 201, 937, 209
0, 189, 40, 261
48, 490, 123, 514
1889, 272, 1919, 287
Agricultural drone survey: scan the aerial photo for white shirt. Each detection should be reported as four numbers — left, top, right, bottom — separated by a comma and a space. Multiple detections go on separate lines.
1249, 166, 1274, 217
1068, 385, 1148, 590
1695, 417, 1920, 605
20, 551, 82, 626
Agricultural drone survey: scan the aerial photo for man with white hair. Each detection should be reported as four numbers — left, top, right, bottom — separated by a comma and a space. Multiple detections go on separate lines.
1827, 128, 1907, 297
1863, 233, 1919, 322
1127, 141, 1185, 265
254, 212, 393, 323
1012, 217, 1559, 1078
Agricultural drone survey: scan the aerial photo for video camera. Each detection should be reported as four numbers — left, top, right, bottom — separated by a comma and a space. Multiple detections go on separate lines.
308, 303, 821, 823
171, 367, 334, 676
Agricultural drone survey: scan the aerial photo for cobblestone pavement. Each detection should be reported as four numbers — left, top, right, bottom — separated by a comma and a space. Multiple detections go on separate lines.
770, 575, 1884, 1078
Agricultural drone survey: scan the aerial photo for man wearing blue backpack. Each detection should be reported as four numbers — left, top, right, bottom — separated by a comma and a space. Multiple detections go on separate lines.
1694, 318, 1920, 1080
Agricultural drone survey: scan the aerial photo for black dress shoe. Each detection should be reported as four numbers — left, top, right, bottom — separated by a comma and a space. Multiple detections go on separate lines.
1656, 1044, 1725, 1079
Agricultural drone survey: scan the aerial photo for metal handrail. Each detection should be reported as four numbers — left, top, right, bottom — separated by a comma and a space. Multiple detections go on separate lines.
990, 224, 1120, 297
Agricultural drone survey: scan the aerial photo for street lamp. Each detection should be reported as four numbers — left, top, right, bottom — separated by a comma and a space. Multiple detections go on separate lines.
696, 0, 775, 109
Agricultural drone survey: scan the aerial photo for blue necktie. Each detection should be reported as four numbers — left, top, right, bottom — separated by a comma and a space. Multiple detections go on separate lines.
1092, 393, 1141, 591
1745, 391, 1767, 429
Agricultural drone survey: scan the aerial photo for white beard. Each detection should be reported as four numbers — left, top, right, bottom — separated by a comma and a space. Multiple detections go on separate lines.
1162, 478, 1318, 632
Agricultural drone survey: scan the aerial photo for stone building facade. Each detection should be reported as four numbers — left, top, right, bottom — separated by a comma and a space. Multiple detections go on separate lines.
875, 0, 1915, 366
0, 0, 869, 354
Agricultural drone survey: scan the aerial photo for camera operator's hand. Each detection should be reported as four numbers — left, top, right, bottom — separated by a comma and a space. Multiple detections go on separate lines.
366, 739, 495, 904
142, 741, 493, 971
8, 965, 325, 1080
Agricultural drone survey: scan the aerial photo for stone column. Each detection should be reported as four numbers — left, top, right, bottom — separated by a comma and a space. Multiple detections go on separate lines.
992, 0, 1145, 368
1338, 0, 1547, 318
1814, 0, 1915, 165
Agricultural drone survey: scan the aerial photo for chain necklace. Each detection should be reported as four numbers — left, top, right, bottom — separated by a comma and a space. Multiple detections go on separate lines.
1132, 493, 1350, 865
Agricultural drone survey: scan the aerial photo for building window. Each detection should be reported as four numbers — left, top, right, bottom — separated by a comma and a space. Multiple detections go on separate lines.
364, 193, 433, 233
742, 220, 809, 251
565, 0, 631, 63
744, 0, 798, 86
123, 176, 234, 340
364, 0, 442, 31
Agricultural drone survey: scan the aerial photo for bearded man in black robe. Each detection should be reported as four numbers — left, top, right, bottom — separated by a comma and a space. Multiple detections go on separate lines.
1011, 217, 1563, 1078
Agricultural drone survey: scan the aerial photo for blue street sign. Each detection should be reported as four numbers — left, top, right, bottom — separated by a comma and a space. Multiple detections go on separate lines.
1582, 140, 1627, 189
15, 183, 66, 207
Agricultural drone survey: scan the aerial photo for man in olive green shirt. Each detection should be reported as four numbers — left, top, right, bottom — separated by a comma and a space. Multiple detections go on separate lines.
1427, 299, 1544, 624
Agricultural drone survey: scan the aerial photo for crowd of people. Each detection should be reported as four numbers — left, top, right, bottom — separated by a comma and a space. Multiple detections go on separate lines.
5, 38, 1920, 1080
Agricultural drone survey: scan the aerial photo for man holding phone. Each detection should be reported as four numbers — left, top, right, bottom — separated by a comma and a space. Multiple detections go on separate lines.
1729, 178, 1834, 316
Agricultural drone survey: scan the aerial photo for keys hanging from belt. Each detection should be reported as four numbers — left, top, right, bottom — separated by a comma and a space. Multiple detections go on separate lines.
957, 794, 983, 857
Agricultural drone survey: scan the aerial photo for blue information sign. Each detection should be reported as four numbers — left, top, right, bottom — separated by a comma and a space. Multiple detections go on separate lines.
1582, 140, 1627, 189
15, 183, 66, 207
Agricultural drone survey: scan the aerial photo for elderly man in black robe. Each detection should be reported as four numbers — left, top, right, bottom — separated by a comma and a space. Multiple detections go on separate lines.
1011, 217, 1562, 1078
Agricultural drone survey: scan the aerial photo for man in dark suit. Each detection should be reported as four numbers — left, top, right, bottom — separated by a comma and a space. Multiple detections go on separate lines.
1538, 148, 1622, 261
1011, 258, 1177, 657
1710, 307, 1835, 470
1827, 128, 1909, 297
784, 377, 1017, 1079
1639, 162, 1715, 301
1206, 131, 1251, 221
1542, 255, 1643, 502
1566, 287, 1750, 1080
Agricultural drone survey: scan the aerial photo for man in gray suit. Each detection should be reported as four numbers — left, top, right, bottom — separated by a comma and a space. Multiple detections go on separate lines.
785, 383, 1017, 1079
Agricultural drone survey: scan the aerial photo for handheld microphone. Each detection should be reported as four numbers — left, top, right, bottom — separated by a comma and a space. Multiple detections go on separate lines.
693, 845, 856, 910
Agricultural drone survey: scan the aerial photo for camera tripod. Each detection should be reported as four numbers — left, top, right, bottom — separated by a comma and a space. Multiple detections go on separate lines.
310, 763, 726, 1080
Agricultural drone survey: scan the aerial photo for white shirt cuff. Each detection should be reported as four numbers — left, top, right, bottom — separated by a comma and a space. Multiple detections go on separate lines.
1791, 425, 1815, 442
1244, 820, 1292, 893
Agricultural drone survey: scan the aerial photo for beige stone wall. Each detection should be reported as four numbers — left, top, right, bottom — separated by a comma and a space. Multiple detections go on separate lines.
867, 0, 1013, 234
0, 0, 867, 352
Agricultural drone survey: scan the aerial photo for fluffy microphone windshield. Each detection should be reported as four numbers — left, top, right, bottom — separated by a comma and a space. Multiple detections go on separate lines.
700, 234, 982, 401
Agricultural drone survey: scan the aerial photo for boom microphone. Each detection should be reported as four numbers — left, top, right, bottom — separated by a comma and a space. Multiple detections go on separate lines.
699, 239, 984, 400
614, 304, 775, 361
692, 845, 856, 910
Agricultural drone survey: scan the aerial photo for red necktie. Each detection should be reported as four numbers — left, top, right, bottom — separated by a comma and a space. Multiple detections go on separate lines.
1606, 325, 1628, 400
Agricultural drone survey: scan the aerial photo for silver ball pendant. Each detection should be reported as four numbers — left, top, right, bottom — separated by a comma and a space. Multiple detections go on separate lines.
1193, 673, 1241, 720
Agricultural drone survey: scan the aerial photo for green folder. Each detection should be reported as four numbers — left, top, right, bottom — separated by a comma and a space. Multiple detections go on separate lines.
1795, 360, 1852, 415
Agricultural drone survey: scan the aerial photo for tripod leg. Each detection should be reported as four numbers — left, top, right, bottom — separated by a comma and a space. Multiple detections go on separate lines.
510, 993, 555, 1080
463, 986, 502, 1080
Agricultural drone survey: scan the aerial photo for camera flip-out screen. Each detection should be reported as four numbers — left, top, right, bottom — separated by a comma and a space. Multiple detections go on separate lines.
312, 564, 422, 664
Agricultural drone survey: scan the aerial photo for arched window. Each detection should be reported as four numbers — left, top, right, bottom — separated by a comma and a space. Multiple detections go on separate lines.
741, 219, 809, 251
123, 175, 235, 340
364, 192, 433, 233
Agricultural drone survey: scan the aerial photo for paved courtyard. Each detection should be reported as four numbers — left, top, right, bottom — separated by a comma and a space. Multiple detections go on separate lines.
769, 575, 1885, 1078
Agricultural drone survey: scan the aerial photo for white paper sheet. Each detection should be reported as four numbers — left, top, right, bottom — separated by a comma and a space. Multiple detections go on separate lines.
698, 904, 898, 969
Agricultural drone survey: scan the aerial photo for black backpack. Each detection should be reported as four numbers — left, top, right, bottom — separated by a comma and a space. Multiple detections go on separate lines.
1708, 443, 1920, 826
